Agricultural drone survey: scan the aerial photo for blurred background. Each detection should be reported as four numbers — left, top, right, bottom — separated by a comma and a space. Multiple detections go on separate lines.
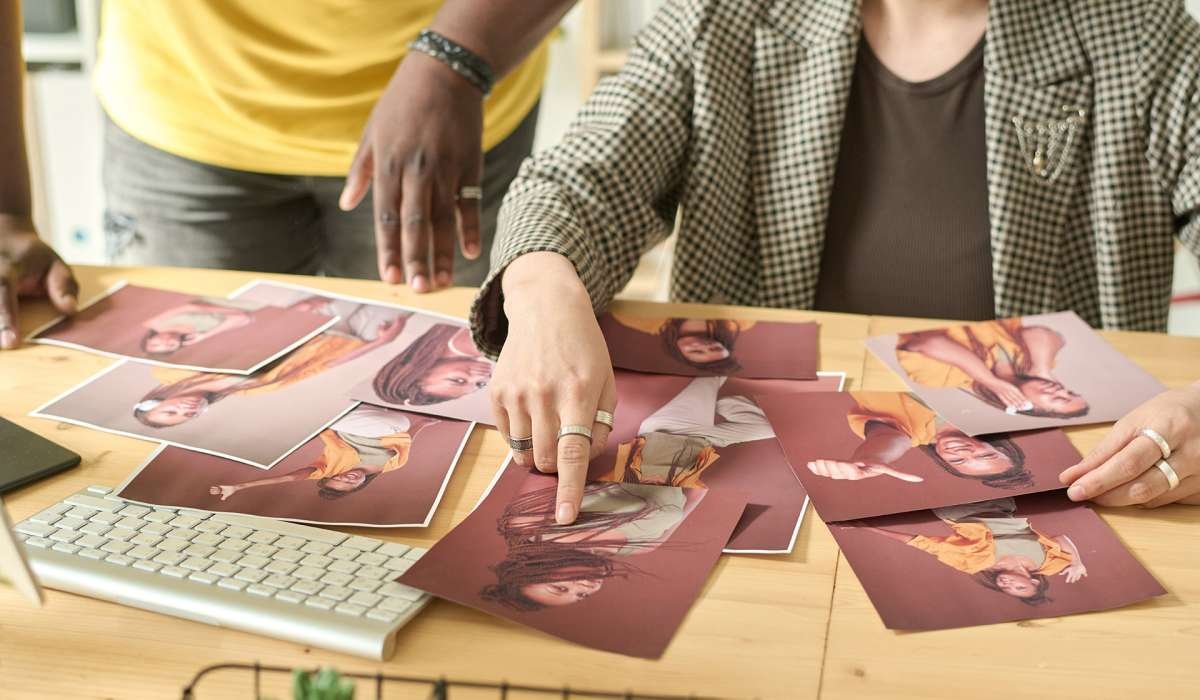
18, 0, 1200, 334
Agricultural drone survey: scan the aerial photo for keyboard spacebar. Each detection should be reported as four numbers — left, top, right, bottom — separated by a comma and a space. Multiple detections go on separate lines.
210, 512, 348, 545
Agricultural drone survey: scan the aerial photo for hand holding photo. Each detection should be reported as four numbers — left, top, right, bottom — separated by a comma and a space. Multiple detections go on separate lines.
758, 391, 1083, 521
399, 464, 746, 658
829, 494, 1164, 630
598, 312, 818, 379
866, 312, 1165, 435
28, 282, 335, 374
117, 405, 472, 527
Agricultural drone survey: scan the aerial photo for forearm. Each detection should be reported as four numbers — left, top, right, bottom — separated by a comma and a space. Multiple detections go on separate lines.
851, 423, 913, 465
0, 0, 32, 218
427, 0, 574, 79
904, 334, 999, 387
1019, 326, 1064, 376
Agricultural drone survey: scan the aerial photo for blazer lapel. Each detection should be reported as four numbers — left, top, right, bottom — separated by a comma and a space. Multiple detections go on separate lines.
984, 0, 1094, 317
751, 0, 860, 308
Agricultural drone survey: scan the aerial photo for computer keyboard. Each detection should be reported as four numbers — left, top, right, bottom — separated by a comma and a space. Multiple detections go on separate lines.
14, 486, 431, 660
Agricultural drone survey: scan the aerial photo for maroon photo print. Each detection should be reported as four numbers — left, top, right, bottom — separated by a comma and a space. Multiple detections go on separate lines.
598, 313, 818, 379
830, 493, 1165, 630
400, 463, 747, 658
29, 282, 334, 374
117, 405, 472, 527
759, 391, 1083, 521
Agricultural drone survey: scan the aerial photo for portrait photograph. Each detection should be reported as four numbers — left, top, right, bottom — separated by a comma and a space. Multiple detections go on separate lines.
829, 493, 1165, 630
866, 311, 1166, 435
27, 282, 335, 374
758, 390, 1084, 522
400, 463, 746, 658
598, 312, 818, 379
116, 405, 473, 527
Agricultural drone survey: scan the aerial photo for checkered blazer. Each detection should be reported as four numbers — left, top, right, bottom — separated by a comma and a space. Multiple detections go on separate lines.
471, 0, 1200, 356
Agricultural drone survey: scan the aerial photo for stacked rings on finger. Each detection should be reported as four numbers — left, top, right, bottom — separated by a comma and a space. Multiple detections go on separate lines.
458, 186, 483, 200
1139, 427, 1172, 460
558, 424, 593, 441
507, 435, 534, 452
1155, 459, 1181, 491
594, 410, 615, 429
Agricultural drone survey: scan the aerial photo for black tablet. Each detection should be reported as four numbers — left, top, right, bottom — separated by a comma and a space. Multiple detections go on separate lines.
0, 417, 81, 493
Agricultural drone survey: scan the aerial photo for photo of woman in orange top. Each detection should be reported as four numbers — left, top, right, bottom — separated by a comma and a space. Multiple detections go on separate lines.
481, 482, 704, 611
858, 498, 1087, 605
133, 313, 408, 428
207, 406, 435, 501
896, 319, 1090, 419
611, 314, 751, 375
139, 296, 264, 357
372, 324, 492, 407
806, 392, 1035, 490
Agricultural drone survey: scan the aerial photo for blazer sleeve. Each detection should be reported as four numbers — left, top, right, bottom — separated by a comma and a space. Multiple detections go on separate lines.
469, 0, 702, 357
1140, 0, 1200, 258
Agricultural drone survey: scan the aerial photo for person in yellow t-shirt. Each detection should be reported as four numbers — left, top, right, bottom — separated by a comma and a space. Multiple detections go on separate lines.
805, 391, 1035, 490
895, 319, 1090, 419
209, 406, 436, 500
611, 315, 754, 374
856, 498, 1088, 605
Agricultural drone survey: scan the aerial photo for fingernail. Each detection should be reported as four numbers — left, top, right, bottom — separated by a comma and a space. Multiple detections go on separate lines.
411, 275, 429, 293
1067, 485, 1085, 501
556, 503, 575, 525
1, 329, 16, 349
464, 242, 480, 258
435, 271, 451, 288
338, 190, 352, 210
384, 265, 403, 285
63, 295, 78, 312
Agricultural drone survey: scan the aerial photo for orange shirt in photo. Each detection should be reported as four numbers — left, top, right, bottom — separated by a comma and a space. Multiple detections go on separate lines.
307, 430, 413, 480
896, 319, 1026, 389
906, 521, 1073, 576
846, 392, 938, 447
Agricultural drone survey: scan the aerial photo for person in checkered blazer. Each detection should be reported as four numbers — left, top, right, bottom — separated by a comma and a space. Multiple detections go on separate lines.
474, 0, 1200, 524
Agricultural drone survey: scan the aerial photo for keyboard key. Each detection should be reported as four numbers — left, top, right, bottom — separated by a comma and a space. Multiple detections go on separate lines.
275, 536, 305, 550
86, 486, 112, 495
105, 527, 139, 542
180, 557, 213, 572
382, 557, 410, 571
342, 536, 381, 552
366, 609, 400, 624
244, 543, 277, 558
234, 568, 267, 584
348, 578, 381, 593
389, 560, 414, 575
161, 566, 189, 579
237, 555, 270, 570
300, 554, 333, 568
273, 549, 306, 564
50, 529, 82, 544
133, 560, 162, 573
105, 554, 134, 567
292, 566, 324, 582
291, 580, 324, 596
379, 597, 413, 614
101, 540, 134, 555
347, 591, 381, 608
378, 582, 425, 602
165, 528, 198, 542
210, 549, 242, 564
169, 515, 202, 529
304, 597, 335, 611
247, 531, 278, 545
182, 544, 216, 558
207, 562, 240, 578
194, 521, 226, 535
143, 510, 174, 524
80, 522, 111, 536
264, 560, 296, 575
246, 584, 274, 597
262, 574, 296, 589
28, 510, 63, 526
152, 552, 186, 567
118, 505, 151, 518
78, 547, 106, 560
218, 579, 248, 592
15, 522, 55, 538
130, 532, 162, 547
175, 508, 211, 521
300, 541, 333, 555
275, 590, 306, 604
319, 572, 353, 587
334, 603, 366, 617
64, 506, 98, 520
328, 560, 360, 575
355, 566, 389, 581
64, 493, 119, 512
188, 572, 219, 585
354, 552, 387, 567
127, 545, 159, 560
115, 517, 145, 531
51, 542, 80, 555
217, 538, 250, 552
157, 539, 189, 553
403, 548, 424, 561
375, 542, 410, 557
93, 511, 123, 526
327, 546, 359, 561
56, 516, 87, 531
192, 532, 223, 547
141, 522, 171, 536
220, 526, 252, 540
318, 586, 352, 602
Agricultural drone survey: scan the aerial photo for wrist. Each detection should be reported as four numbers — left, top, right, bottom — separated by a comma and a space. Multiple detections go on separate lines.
501, 252, 590, 316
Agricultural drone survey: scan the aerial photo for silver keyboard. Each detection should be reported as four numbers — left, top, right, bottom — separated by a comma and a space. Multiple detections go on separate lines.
14, 486, 431, 660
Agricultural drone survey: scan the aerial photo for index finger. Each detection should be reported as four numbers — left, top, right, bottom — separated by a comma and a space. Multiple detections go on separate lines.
555, 406, 600, 525
1066, 435, 1161, 501
372, 153, 404, 285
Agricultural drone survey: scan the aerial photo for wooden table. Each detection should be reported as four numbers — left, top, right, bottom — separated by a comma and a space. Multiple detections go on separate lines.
0, 266, 1195, 699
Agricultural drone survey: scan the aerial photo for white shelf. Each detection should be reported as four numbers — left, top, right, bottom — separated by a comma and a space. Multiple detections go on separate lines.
22, 32, 85, 65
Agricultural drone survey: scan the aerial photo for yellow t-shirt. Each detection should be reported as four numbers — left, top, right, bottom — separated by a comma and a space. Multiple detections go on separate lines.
906, 521, 1072, 576
846, 391, 938, 447
95, 1, 549, 176
308, 431, 412, 479
895, 319, 1026, 389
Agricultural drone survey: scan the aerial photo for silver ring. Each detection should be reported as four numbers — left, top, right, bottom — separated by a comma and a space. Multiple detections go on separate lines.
1139, 428, 1172, 460
594, 410, 615, 429
557, 424, 593, 441
458, 185, 483, 200
507, 435, 533, 452
1155, 459, 1181, 491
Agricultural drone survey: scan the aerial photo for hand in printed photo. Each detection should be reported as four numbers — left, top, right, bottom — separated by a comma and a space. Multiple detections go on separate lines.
896, 319, 1089, 418
481, 482, 705, 611
600, 376, 774, 488
372, 324, 491, 406
804, 392, 1034, 489
857, 497, 1087, 606
208, 407, 437, 501
614, 315, 746, 374
139, 297, 262, 356
133, 312, 411, 428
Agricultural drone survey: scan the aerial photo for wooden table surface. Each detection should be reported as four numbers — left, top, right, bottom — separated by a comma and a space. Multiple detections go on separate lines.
0, 266, 1196, 699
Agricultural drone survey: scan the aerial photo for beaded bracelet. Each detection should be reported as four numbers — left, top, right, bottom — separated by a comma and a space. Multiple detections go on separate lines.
409, 29, 495, 96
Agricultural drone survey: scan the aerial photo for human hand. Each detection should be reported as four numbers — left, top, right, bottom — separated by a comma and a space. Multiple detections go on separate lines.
340, 52, 485, 293
0, 215, 78, 349
1061, 561, 1088, 583
376, 318, 405, 344
806, 459, 925, 482
1059, 383, 1200, 507
491, 252, 617, 525
984, 378, 1032, 413
208, 485, 237, 501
